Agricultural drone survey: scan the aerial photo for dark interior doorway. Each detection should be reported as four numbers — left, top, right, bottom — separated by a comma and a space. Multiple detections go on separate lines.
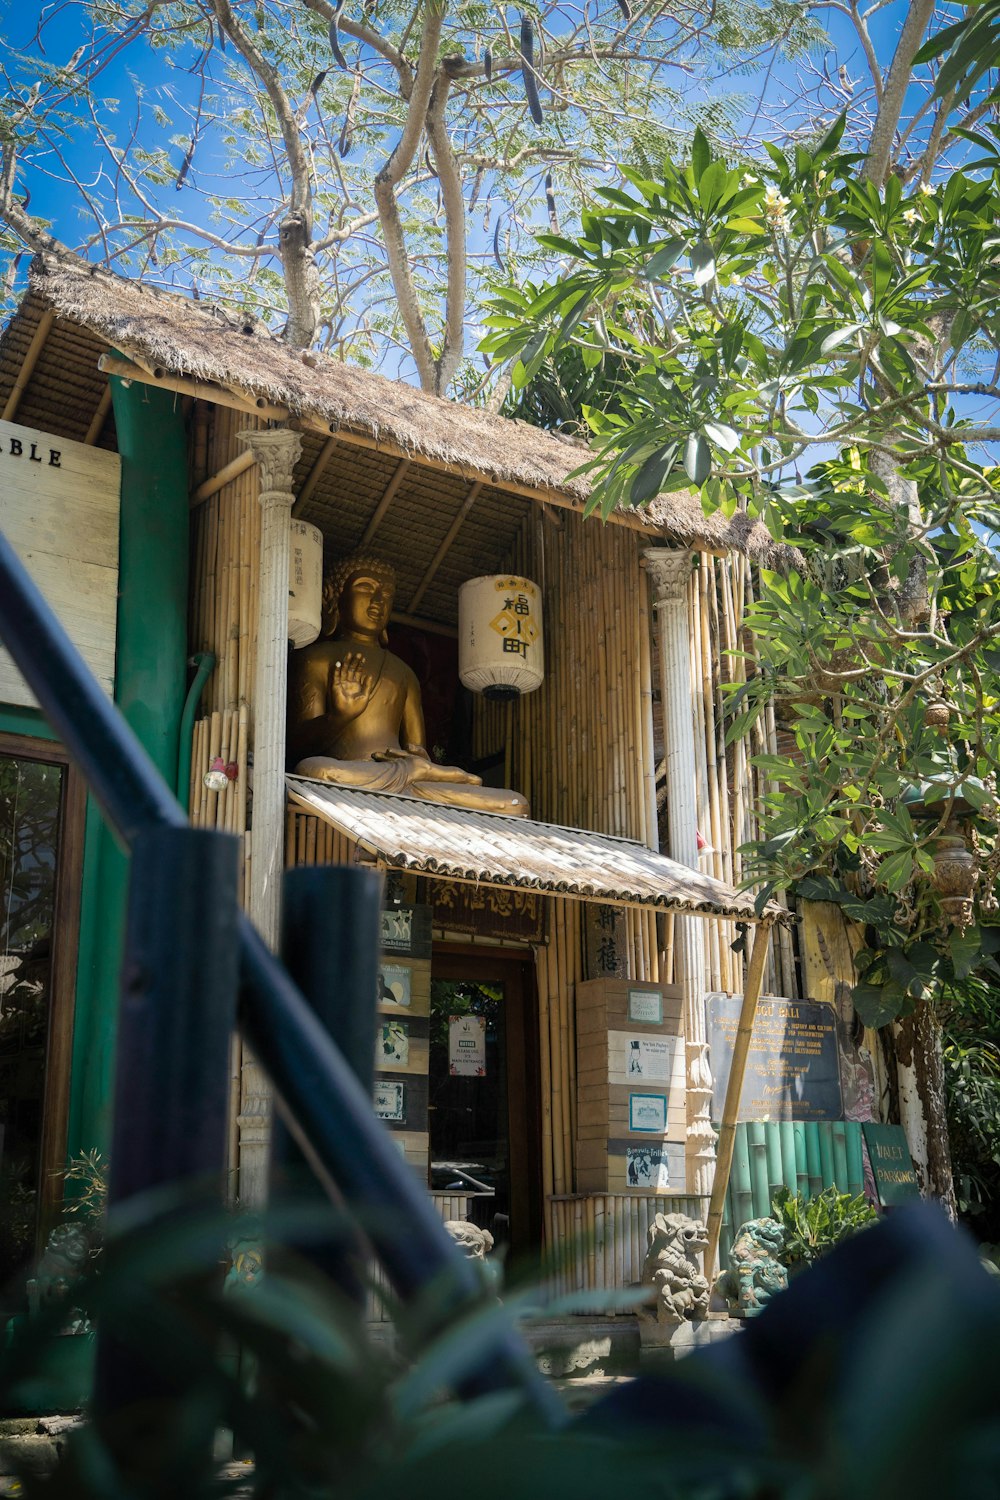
0, 735, 84, 1315
428, 947, 542, 1262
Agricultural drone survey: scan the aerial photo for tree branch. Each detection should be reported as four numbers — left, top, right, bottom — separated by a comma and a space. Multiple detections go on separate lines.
425, 68, 465, 395
860, 0, 937, 186
372, 1, 445, 391
209, 0, 320, 345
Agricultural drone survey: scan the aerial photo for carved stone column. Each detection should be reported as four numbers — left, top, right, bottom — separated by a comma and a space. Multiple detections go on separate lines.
237, 426, 302, 1208
643, 548, 715, 1197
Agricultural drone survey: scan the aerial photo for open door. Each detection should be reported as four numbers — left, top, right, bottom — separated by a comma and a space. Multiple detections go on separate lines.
428, 947, 542, 1262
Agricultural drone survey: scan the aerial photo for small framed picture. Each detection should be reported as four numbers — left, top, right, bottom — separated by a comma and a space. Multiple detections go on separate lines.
379, 963, 412, 1008
374, 1080, 405, 1122
628, 988, 663, 1025
380, 1019, 409, 1066
629, 1092, 668, 1133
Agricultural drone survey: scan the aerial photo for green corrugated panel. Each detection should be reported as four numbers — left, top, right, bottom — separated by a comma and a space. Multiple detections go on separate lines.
779, 1121, 798, 1194
732, 1123, 754, 1230
818, 1123, 836, 1187
831, 1121, 850, 1190
804, 1121, 823, 1195
793, 1122, 809, 1194
748, 1120, 771, 1217
765, 1122, 783, 1203
846, 1122, 865, 1196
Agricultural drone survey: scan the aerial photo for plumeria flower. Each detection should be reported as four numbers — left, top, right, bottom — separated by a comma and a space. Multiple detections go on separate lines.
917, 182, 935, 196
763, 183, 791, 230
902, 206, 919, 226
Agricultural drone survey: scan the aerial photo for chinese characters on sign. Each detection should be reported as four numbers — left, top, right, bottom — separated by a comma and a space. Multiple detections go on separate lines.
585, 903, 628, 978
490, 582, 540, 660
431, 881, 544, 943
448, 1015, 487, 1077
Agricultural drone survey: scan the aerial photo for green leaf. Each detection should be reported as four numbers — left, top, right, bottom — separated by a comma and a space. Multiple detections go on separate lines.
691, 126, 711, 180
631, 443, 677, 504
690, 241, 716, 287
950, 926, 982, 981
821, 324, 862, 355
703, 420, 740, 453
852, 981, 904, 1027
641, 238, 686, 280
684, 432, 712, 485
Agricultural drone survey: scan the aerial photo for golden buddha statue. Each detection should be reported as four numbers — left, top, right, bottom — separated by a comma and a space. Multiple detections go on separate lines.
287, 553, 529, 816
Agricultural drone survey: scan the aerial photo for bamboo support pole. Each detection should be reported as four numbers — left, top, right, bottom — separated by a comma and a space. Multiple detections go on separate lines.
3, 310, 54, 422
705, 916, 776, 1276
191, 449, 256, 506
84, 382, 113, 446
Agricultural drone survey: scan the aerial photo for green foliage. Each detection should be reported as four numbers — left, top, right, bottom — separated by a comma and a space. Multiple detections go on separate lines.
482, 125, 1000, 1025
3, 1197, 999, 1500
943, 978, 1000, 1236
770, 1185, 877, 1270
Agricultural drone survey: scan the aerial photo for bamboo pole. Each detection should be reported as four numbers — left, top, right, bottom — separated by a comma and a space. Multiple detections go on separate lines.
705, 916, 776, 1276
3, 309, 54, 421
191, 449, 256, 506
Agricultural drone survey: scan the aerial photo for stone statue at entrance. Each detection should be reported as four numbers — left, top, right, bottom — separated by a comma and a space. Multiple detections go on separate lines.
287, 553, 528, 815
639, 1211, 711, 1324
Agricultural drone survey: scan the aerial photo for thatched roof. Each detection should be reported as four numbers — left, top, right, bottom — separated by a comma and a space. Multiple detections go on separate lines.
17, 251, 797, 569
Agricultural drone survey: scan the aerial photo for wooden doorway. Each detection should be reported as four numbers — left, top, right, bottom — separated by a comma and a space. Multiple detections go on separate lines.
0, 733, 85, 1311
429, 946, 542, 1262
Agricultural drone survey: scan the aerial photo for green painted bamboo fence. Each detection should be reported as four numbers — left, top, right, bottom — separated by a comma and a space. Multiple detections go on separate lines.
718, 1120, 865, 1269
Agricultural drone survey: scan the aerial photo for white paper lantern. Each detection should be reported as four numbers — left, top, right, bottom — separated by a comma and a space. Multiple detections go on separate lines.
459, 575, 544, 700
288, 519, 323, 648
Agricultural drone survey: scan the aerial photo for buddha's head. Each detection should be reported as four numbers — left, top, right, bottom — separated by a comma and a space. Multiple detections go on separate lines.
322, 553, 397, 643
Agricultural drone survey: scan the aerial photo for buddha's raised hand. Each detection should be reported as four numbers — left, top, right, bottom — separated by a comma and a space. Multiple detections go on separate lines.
328, 652, 375, 718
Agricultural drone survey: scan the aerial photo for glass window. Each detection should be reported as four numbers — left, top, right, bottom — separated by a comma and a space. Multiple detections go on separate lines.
0, 753, 64, 1297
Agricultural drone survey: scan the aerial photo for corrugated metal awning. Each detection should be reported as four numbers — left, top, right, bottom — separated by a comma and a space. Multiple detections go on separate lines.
286, 775, 767, 922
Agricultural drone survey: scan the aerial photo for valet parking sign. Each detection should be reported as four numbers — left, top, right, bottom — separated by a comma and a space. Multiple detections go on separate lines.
449, 1015, 487, 1077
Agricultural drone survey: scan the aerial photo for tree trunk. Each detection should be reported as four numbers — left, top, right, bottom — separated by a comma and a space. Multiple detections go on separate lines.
278, 211, 321, 350
892, 1000, 957, 1219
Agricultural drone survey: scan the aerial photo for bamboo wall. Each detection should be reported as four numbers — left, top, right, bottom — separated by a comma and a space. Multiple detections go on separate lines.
471, 509, 660, 1207
181, 401, 804, 1292
186, 405, 262, 910
682, 552, 799, 1003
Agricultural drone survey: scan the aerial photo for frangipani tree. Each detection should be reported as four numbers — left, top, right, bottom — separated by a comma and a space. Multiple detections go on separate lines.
482, 99, 1000, 1209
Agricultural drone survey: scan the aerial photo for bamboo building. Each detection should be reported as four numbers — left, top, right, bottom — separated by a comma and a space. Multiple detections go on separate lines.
0, 251, 880, 1322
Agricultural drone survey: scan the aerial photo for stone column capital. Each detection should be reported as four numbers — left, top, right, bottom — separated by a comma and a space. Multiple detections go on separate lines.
642, 548, 694, 606
239, 426, 302, 500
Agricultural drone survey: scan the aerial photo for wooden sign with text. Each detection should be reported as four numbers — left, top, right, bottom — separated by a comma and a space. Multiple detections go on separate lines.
431, 880, 544, 943
708, 992, 843, 1123
862, 1123, 920, 1206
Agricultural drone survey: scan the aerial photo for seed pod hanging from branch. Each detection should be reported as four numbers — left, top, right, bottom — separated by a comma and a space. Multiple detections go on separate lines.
484, 46, 493, 83
339, 65, 362, 156
544, 171, 559, 233
328, 0, 348, 71
520, 13, 543, 125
